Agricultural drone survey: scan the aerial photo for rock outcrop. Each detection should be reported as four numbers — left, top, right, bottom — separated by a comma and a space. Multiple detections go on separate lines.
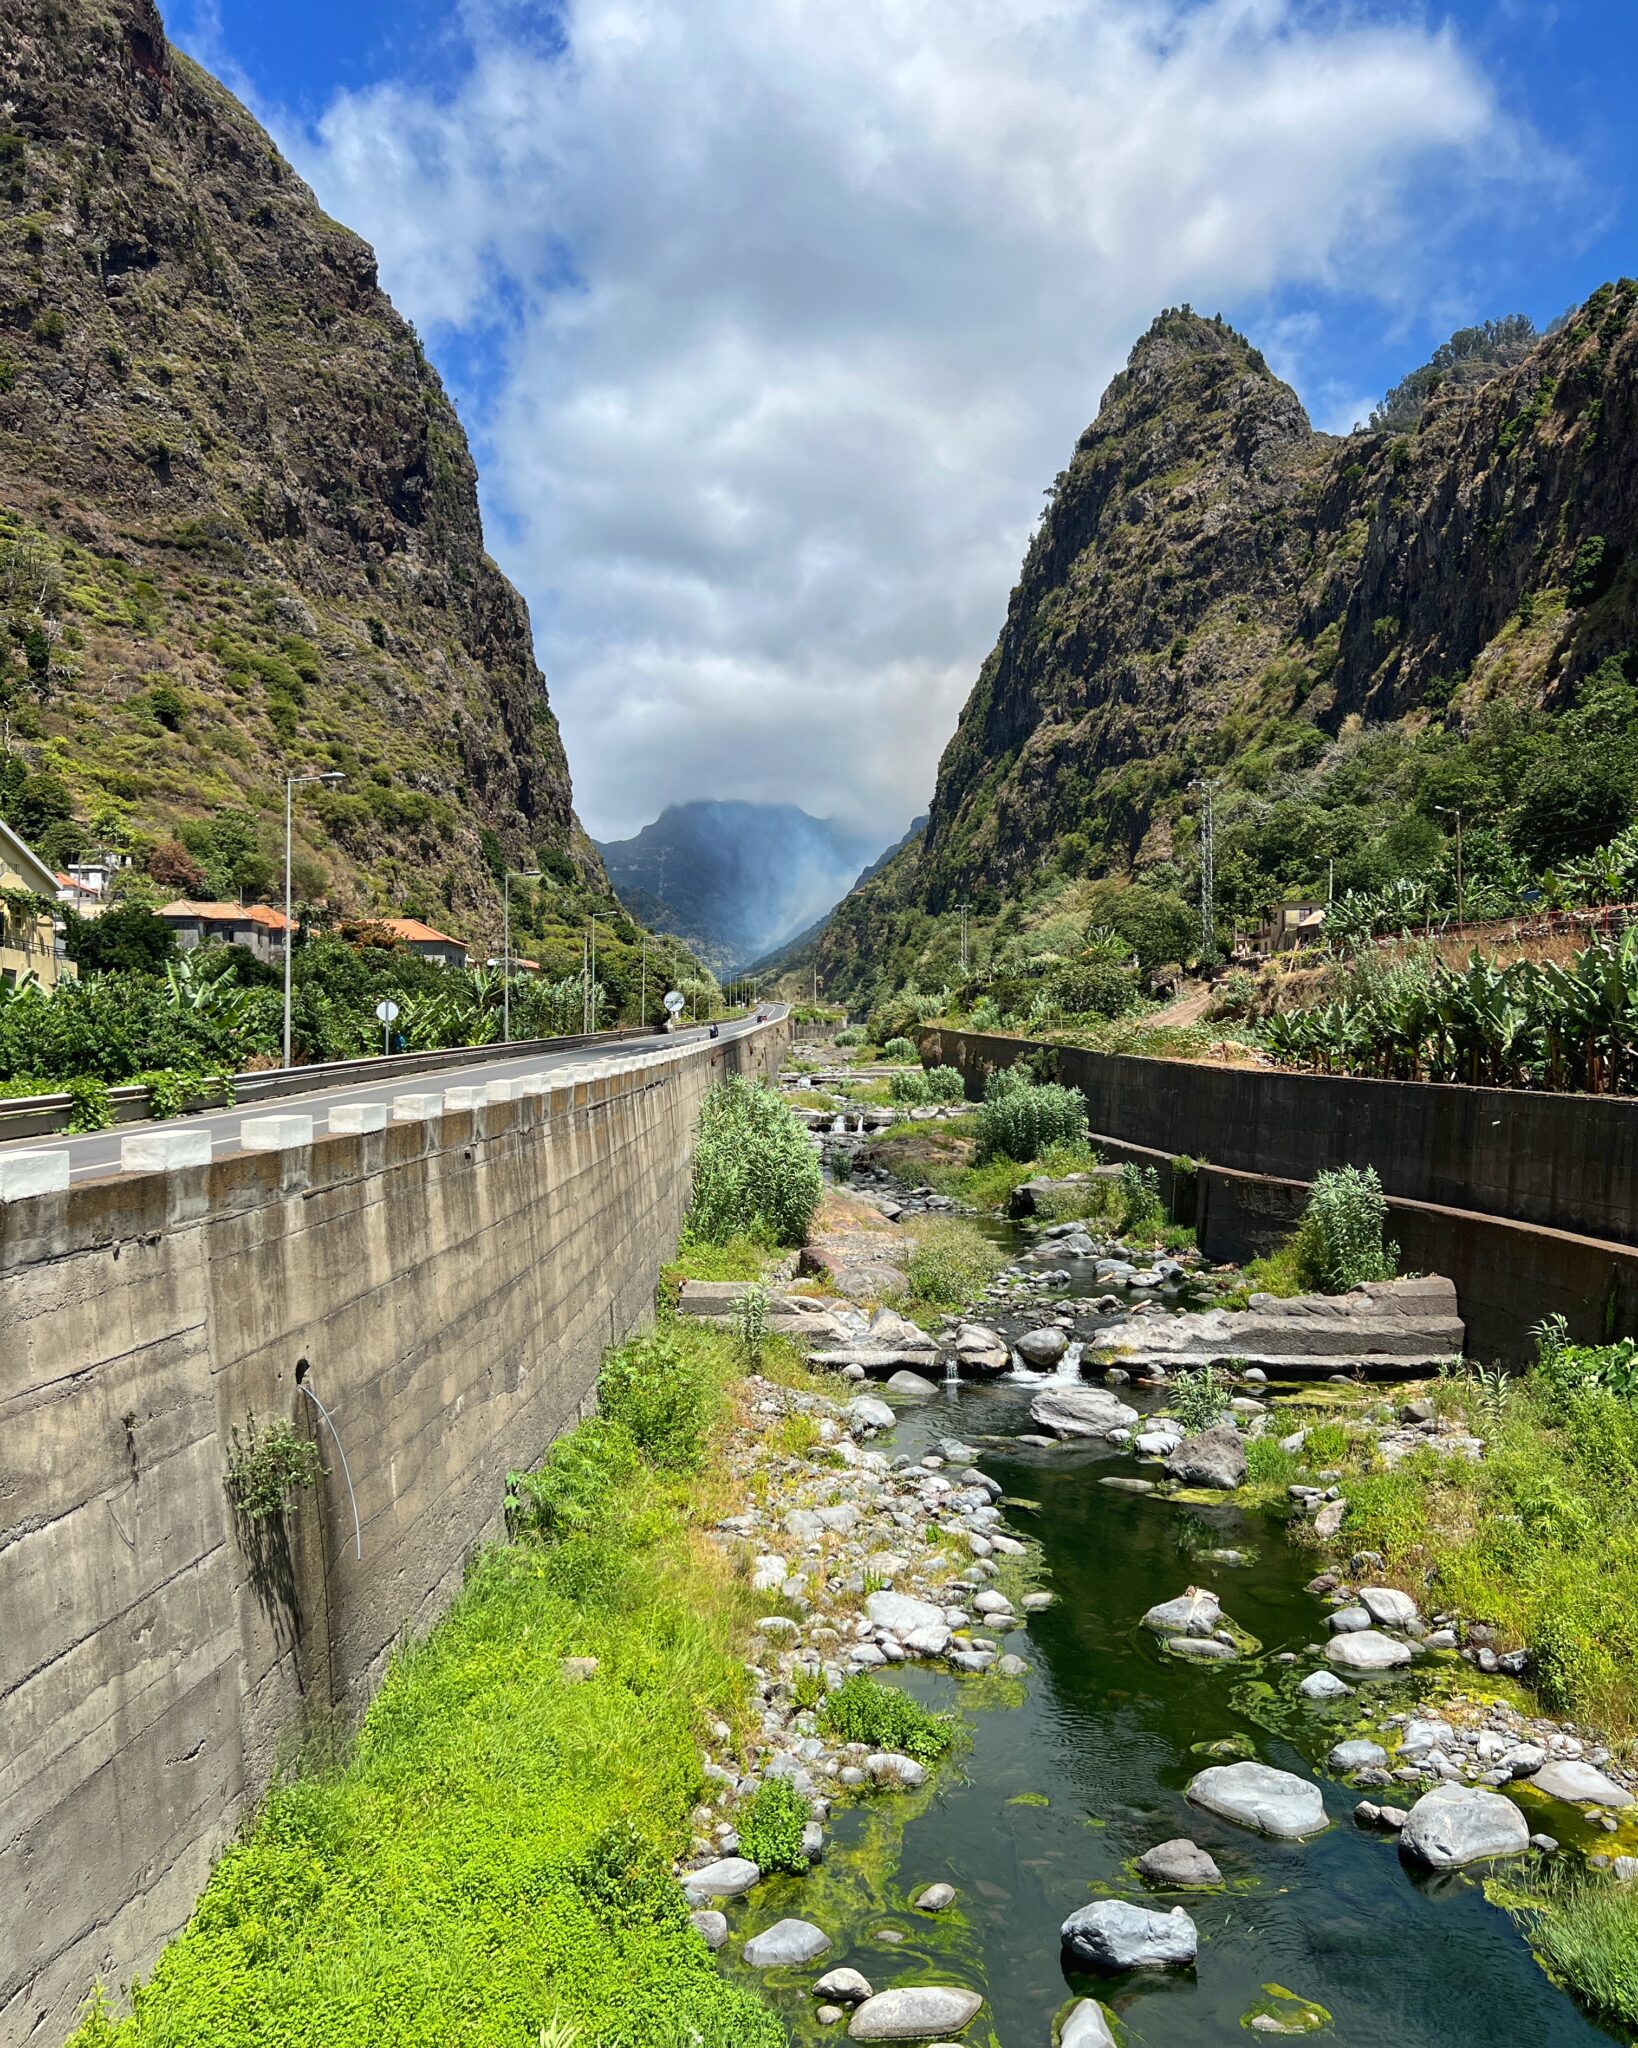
1100, 1278, 1466, 1378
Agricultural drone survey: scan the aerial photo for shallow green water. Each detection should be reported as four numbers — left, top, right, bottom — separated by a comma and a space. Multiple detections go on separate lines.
723, 1377, 1628, 2046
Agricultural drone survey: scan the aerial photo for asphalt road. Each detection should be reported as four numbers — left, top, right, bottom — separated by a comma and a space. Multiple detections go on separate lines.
26, 1009, 782, 1184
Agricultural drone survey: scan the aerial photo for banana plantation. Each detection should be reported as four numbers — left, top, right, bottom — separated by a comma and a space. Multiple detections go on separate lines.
1260, 929, 1638, 1093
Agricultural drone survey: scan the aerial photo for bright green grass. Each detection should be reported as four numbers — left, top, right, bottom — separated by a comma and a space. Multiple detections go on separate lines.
1503, 1870, 1638, 2026
68, 1328, 782, 2048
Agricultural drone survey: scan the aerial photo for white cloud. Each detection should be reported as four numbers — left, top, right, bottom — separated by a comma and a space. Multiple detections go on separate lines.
240, 0, 1542, 841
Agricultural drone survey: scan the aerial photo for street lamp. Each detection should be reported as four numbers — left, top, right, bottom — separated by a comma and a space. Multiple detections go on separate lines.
503, 869, 541, 1045
283, 770, 344, 1069
1435, 806, 1464, 926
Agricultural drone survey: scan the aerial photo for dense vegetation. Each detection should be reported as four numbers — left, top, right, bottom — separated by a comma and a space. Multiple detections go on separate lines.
684, 1075, 823, 1249
70, 1323, 784, 2048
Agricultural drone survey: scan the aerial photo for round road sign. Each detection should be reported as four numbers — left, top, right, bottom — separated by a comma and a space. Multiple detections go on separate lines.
375, 999, 401, 1024
663, 990, 685, 1014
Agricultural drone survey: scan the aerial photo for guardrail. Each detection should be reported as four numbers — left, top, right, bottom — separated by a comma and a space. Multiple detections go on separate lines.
0, 1024, 671, 1144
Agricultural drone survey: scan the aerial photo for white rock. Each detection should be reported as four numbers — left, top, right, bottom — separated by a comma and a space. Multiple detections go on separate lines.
1527, 1760, 1635, 1810
1060, 1999, 1118, 2048
1028, 1385, 1140, 1440
1298, 1671, 1350, 1701
1142, 1587, 1222, 1638
1359, 1586, 1420, 1630
1060, 1898, 1198, 1970
684, 1856, 760, 1902
743, 1918, 832, 1967
847, 1987, 983, 2039
866, 1591, 946, 1636
1399, 1784, 1530, 1868
1187, 1761, 1326, 1838
1324, 1630, 1412, 1672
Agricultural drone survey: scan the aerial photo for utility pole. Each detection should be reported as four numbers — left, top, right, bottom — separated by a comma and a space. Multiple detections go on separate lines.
1436, 806, 1464, 926
640, 930, 647, 1028
588, 917, 600, 1031
283, 769, 344, 1069
1193, 778, 1216, 960
502, 869, 540, 1045
957, 901, 970, 977
582, 930, 590, 1034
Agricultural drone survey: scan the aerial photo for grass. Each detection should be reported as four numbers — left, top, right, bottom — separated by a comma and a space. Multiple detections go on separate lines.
68, 1322, 788, 2048
902, 1216, 1006, 1308
1258, 1367, 1638, 1732
817, 1675, 955, 1764
658, 1230, 773, 1306
1502, 1869, 1638, 2026
784, 1088, 839, 1110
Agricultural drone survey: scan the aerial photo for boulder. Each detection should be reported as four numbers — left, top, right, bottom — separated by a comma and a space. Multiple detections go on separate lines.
1096, 1274, 1465, 1376
815, 1967, 874, 2006
848, 1987, 984, 2039
1015, 1326, 1071, 1369
1298, 1671, 1350, 1701
1136, 1838, 1222, 1887
1029, 1384, 1139, 1440
866, 1751, 927, 1789
689, 1909, 728, 1950
1324, 1630, 1411, 1672
1141, 1587, 1222, 1638
1060, 1898, 1198, 1971
867, 1590, 946, 1636
912, 1882, 956, 1912
847, 1396, 896, 1435
743, 1918, 832, 1967
684, 1856, 760, 1902
1527, 1760, 1635, 1810
1187, 1762, 1326, 1839
1358, 1586, 1419, 1630
886, 1370, 939, 1398
1399, 1784, 1530, 1868
1164, 1424, 1247, 1490
1060, 2001, 1118, 2048
954, 1325, 1010, 1377
1328, 1739, 1389, 1775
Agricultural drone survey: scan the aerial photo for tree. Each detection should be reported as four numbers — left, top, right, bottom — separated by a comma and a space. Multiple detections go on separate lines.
147, 839, 208, 895
1509, 748, 1635, 870
64, 903, 177, 974
1081, 880, 1200, 971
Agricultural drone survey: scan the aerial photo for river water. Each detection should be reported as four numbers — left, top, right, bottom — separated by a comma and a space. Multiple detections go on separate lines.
727, 1372, 1624, 2047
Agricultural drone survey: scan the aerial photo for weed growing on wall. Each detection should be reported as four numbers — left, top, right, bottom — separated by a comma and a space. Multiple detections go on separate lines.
1292, 1165, 1399, 1292
222, 1414, 323, 1520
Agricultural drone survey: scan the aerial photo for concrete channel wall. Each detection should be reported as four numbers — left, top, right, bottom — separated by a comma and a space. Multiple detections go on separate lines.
920, 1026, 1638, 1364
0, 1021, 787, 2048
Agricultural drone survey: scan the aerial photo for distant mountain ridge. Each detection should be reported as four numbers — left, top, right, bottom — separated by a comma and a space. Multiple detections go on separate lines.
595, 800, 894, 974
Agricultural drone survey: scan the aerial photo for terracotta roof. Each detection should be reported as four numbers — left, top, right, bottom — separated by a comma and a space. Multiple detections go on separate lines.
159, 900, 295, 931
377, 916, 466, 948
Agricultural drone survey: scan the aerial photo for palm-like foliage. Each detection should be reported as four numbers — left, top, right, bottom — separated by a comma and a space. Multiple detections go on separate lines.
1262, 931, 1638, 1094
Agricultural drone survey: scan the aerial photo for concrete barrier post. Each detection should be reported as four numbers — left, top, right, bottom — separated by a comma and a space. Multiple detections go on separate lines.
392, 1092, 444, 1122
0, 1149, 70, 1199
121, 1128, 213, 1172
239, 1115, 315, 1152
327, 1103, 389, 1135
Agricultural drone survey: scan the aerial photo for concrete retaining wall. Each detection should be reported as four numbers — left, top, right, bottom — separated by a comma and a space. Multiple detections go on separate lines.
0, 1023, 786, 2048
920, 1027, 1638, 1364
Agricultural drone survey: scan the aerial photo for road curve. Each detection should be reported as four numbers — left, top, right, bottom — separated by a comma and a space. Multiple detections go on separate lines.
18, 1008, 785, 1185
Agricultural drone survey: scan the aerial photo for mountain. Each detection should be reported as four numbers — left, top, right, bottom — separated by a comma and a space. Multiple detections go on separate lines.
747, 814, 926, 986
595, 800, 891, 975
0, 0, 602, 935
817, 289, 1638, 1002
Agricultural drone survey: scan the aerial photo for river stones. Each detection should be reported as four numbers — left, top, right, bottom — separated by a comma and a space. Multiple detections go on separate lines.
1359, 1585, 1420, 1629
1029, 1385, 1139, 1439
886, 1370, 938, 1398
815, 1967, 873, 2005
847, 1396, 896, 1435
1187, 1762, 1327, 1838
1526, 1759, 1635, 1809
867, 1590, 946, 1636
689, 1909, 728, 1950
1060, 2000, 1118, 2047
1061, 1898, 1198, 1970
1328, 1739, 1389, 1775
912, 1882, 956, 1911
1167, 1637, 1237, 1661
1163, 1424, 1247, 1490
847, 1986, 984, 2038
954, 1325, 1010, 1377
1298, 1671, 1350, 1701
1399, 1784, 1530, 1868
1142, 1587, 1223, 1637
684, 1855, 759, 1902
1327, 1605, 1370, 1634
1324, 1629, 1411, 1672
744, 1918, 832, 1967
1136, 1838, 1223, 1886
1015, 1326, 1070, 1369
866, 1751, 927, 1789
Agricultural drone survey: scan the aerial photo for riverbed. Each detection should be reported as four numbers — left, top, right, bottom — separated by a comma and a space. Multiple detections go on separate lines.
722, 1371, 1624, 2046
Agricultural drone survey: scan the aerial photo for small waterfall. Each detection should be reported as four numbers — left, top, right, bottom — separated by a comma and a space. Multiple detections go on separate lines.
944, 1353, 959, 1385
829, 1114, 845, 1134
1057, 1339, 1084, 1382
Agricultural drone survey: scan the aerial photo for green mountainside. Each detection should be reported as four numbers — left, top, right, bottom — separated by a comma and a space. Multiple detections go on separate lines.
814, 288, 1638, 1005
0, 0, 615, 957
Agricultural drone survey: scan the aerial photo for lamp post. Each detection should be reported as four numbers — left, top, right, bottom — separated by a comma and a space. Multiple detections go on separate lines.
1435, 806, 1464, 926
502, 869, 541, 1045
588, 915, 601, 1032
283, 770, 344, 1069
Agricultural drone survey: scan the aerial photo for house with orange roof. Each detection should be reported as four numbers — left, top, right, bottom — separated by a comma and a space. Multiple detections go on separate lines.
373, 916, 469, 969
158, 899, 296, 968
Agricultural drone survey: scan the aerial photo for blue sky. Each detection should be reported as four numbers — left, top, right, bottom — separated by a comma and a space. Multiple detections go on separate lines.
171, 0, 1638, 841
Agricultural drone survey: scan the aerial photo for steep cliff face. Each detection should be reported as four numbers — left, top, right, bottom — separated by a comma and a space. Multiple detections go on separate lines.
0, 0, 600, 921
818, 288, 1638, 997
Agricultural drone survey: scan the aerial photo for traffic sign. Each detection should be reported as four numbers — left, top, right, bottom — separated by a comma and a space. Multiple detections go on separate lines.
375, 999, 401, 1024
663, 990, 685, 1014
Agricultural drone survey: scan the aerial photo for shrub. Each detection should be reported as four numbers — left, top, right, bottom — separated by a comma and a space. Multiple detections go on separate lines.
834, 1026, 866, 1047
888, 1063, 965, 1105
738, 1777, 809, 1875
1047, 955, 1140, 1018
1117, 1161, 1165, 1235
223, 1413, 324, 1520
905, 1217, 1005, 1305
1291, 1165, 1398, 1292
817, 1674, 954, 1763
881, 1036, 918, 1062
728, 1284, 771, 1368
597, 1329, 717, 1471
974, 1064, 1088, 1163
687, 1074, 822, 1247
508, 1417, 640, 1538
1169, 1366, 1230, 1434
